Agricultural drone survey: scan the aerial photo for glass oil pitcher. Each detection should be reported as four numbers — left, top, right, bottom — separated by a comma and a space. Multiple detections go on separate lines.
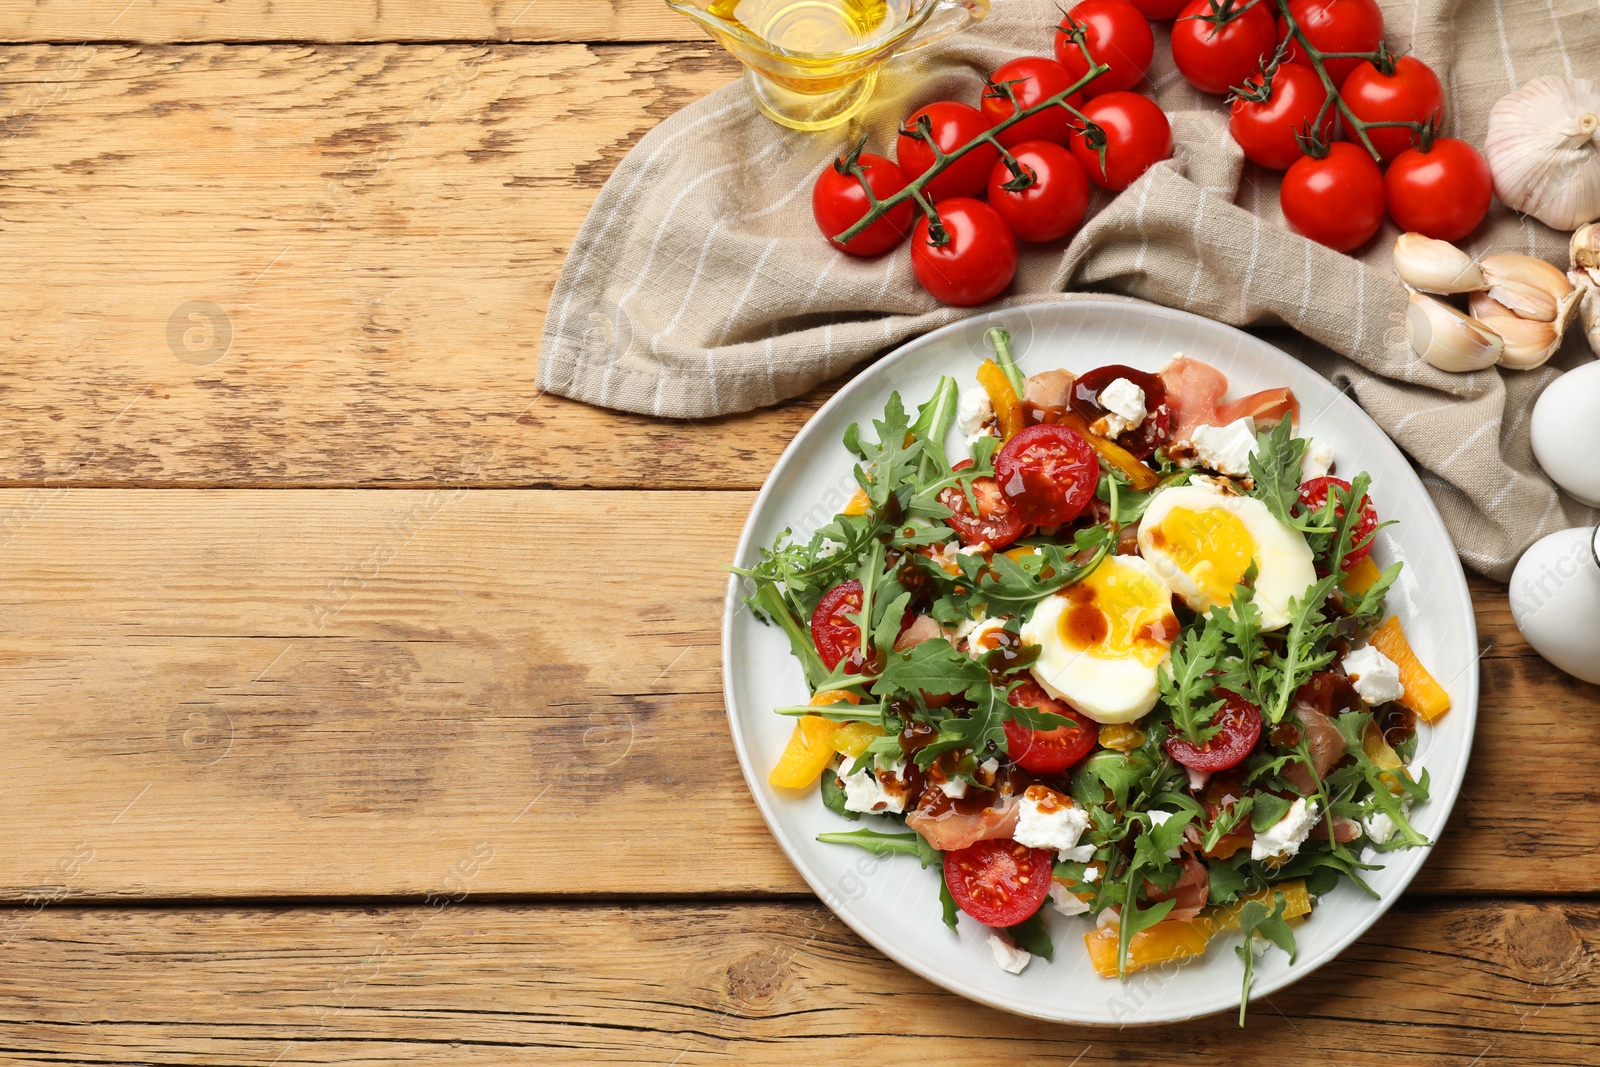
666, 0, 990, 131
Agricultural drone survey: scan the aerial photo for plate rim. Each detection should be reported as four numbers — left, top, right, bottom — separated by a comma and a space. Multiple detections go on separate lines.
720, 298, 1480, 1026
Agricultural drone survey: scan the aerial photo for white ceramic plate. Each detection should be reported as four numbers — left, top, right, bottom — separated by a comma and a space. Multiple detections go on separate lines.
722, 300, 1479, 1025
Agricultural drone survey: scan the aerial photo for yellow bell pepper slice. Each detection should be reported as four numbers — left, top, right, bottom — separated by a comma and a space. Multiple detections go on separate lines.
1083, 880, 1311, 977
1342, 556, 1383, 596
768, 692, 861, 789
1098, 722, 1146, 752
1362, 720, 1408, 794
977, 359, 1025, 442
1367, 616, 1450, 721
1055, 410, 1161, 491
843, 487, 871, 517
831, 721, 885, 759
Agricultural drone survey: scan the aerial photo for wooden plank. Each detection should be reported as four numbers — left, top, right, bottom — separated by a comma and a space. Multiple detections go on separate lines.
0, 899, 1593, 1063
0, 1, 698, 43
0, 488, 1587, 900
0, 42, 829, 491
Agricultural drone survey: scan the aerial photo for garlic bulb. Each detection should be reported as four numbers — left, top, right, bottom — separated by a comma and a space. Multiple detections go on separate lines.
1485, 76, 1600, 230
1407, 289, 1504, 371
1572, 222, 1600, 283
1469, 290, 1573, 369
1392, 233, 1487, 294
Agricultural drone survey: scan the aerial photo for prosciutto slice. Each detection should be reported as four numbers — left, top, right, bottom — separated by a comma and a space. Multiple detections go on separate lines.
1282, 705, 1348, 796
905, 790, 1022, 853
1160, 356, 1300, 441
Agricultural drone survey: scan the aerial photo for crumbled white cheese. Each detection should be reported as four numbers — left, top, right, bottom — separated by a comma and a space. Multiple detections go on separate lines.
839, 758, 906, 815
1146, 810, 1183, 859
958, 387, 994, 436
1251, 797, 1320, 865
1190, 417, 1259, 476
1057, 844, 1095, 863
987, 933, 1031, 974
817, 537, 844, 558
1082, 866, 1099, 883
1096, 908, 1120, 931
938, 777, 969, 800
1187, 766, 1211, 793
1363, 798, 1411, 845
1014, 785, 1091, 856
957, 544, 987, 557
1048, 881, 1091, 917
1096, 377, 1148, 438
1344, 645, 1406, 705
979, 757, 1000, 776
1301, 437, 1335, 481
929, 541, 960, 574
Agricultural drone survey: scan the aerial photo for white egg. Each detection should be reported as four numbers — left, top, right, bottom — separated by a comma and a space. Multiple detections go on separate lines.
1137, 482, 1316, 631
1531, 361, 1600, 507
1019, 555, 1178, 725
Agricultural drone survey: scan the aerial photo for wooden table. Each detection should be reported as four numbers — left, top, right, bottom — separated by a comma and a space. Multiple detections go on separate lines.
0, 4, 1594, 1062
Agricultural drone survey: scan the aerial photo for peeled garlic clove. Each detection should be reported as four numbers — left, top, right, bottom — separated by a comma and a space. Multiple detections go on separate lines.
1470, 291, 1563, 368
1569, 270, 1600, 357
1407, 290, 1504, 371
1485, 76, 1600, 231
1479, 253, 1574, 322
1392, 233, 1487, 294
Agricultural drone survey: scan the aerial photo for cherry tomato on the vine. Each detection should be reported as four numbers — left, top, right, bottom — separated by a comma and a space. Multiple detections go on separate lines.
986, 141, 1091, 243
982, 56, 1084, 148
1278, 0, 1384, 88
1055, 0, 1155, 97
1171, 0, 1280, 97
1296, 475, 1381, 568
943, 838, 1055, 927
1280, 141, 1385, 252
1228, 62, 1333, 170
1069, 91, 1173, 191
1126, 0, 1188, 17
896, 101, 1002, 203
910, 198, 1018, 307
1340, 55, 1445, 162
1383, 137, 1493, 242
810, 151, 913, 257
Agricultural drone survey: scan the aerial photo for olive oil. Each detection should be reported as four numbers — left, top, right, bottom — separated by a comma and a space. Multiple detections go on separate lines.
707, 0, 910, 54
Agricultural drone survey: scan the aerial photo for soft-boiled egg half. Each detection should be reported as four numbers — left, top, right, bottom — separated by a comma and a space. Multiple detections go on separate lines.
1019, 555, 1179, 724
1137, 482, 1316, 630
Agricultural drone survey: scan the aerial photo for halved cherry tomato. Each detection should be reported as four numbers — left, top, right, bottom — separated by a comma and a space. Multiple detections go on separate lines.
910, 198, 1018, 307
1164, 690, 1263, 771
994, 423, 1100, 527
985, 141, 1091, 244
810, 581, 914, 673
1279, 0, 1384, 88
1280, 141, 1385, 252
896, 101, 1001, 203
1069, 363, 1172, 460
1384, 137, 1493, 242
943, 838, 1055, 927
1297, 475, 1380, 567
1340, 55, 1444, 163
1004, 680, 1099, 772
1171, 0, 1279, 97
1228, 61, 1332, 170
1055, 0, 1155, 97
982, 56, 1084, 148
939, 459, 1030, 549
1069, 91, 1173, 191
811, 151, 914, 257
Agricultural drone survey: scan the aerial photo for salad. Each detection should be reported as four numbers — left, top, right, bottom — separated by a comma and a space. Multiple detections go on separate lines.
735, 329, 1452, 1021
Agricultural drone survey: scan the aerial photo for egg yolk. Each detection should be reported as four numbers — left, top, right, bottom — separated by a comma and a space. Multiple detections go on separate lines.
1055, 559, 1177, 667
1148, 505, 1256, 604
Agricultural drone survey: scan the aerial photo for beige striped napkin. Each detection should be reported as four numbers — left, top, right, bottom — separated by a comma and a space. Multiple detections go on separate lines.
537, 0, 1599, 580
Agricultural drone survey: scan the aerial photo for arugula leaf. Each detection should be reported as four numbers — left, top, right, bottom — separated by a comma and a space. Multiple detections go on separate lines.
987, 327, 1028, 399
957, 525, 1114, 613
1097, 469, 1188, 525
1210, 567, 1267, 709
1007, 911, 1055, 961
1116, 861, 1177, 977
816, 829, 940, 869
1246, 418, 1310, 528
1202, 794, 1255, 854
876, 639, 986, 698
849, 391, 921, 515
1260, 573, 1341, 724
1344, 559, 1402, 632
1072, 749, 1154, 811
1331, 712, 1432, 850
1206, 853, 1252, 905
910, 375, 961, 482
1159, 614, 1225, 745
1250, 793, 1292, 833
870, 590, 913, 664
1235, 891, 1296, 1026
748, 582, 830, 691
939, 876, 960, 931
1132, 809, 1195, 873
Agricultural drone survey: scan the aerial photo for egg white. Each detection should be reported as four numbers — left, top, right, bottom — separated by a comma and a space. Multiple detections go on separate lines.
1137, 482, 1316, 631
1019, 555, 1176, 725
